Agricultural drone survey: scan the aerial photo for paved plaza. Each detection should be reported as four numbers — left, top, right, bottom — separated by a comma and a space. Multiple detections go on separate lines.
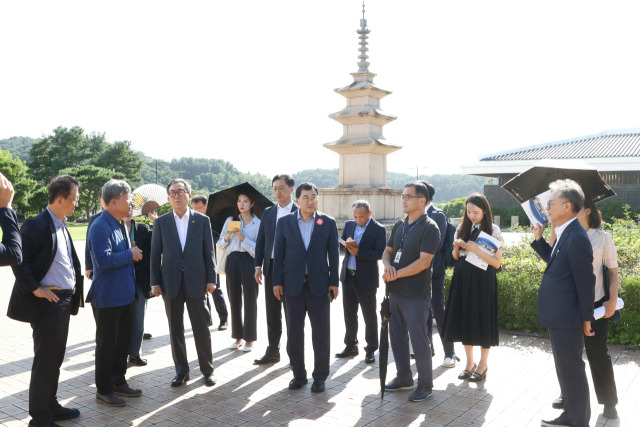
0, 242, 638, 426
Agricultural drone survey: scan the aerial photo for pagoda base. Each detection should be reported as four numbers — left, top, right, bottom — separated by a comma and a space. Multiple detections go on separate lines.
318, 187, 403, 226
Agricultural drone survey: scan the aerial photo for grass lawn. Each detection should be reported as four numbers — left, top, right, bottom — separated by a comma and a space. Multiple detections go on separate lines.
67, 223, 88, 241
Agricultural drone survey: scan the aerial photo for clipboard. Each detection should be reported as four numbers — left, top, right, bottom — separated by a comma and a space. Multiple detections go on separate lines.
339, 238, 359, 248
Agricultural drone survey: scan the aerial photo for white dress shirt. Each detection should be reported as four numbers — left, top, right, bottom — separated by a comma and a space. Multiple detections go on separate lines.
272, 201, 294, 258
173, 209, 191, 252
551, 217, 577, 257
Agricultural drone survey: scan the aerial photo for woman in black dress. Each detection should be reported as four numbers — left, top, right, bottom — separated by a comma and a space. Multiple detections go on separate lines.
442, 193, 503, 382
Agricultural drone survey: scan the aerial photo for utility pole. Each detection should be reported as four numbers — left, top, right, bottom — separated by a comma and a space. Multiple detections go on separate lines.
409, 166, 428, 180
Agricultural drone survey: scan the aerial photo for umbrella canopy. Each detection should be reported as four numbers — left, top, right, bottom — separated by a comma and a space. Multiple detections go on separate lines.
131, 184, 168, 217
206, 182, 274, 234
502, 159, 616, 204
379, 285, 391, 400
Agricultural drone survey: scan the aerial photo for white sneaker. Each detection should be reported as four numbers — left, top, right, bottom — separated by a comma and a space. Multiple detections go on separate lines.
230, 341, 242, 350
242, 343, 253, 352
442, 356, 458, 368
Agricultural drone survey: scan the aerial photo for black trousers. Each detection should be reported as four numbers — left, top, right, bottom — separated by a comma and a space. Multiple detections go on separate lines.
163, 276, 213, 376
264, 259, 287, 354
211, 286, 228, 322
428, 275, 455, 358
29, 295, 72, 424
549, 328, 590, 427
285, 285, 331, 382
92, 301, 133, 395
585, 314, 618, 406
226, 252, 259, 341
342, 273, 378, 352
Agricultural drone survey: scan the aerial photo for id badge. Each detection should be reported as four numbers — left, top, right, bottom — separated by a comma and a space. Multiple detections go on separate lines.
394, 250, 402, 263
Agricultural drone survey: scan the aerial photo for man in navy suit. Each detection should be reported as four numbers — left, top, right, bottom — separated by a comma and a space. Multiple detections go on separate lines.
273, 182, 339, 393
335, 200, 385, 363
254, 174, 297, 365
8, 175, 83, 426
0, 173, 22, 266
531, 179, 595, 427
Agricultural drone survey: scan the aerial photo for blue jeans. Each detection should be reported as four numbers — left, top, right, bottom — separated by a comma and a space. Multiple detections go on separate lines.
129, 286, 147, 357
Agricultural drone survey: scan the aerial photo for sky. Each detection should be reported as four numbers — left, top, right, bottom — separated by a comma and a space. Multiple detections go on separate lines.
2, 1, 640, 178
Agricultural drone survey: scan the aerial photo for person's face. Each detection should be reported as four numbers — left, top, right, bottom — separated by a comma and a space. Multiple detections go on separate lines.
60, 186, 79, 217
352, 206, 371, 227
546, 190, 571, 223
296, 189, 318, 216
192, 200, 207, 215
112, 191, 132, 218
466, 203, 484, 225
168, 183, 191, 211
237, 194, 254, 214
401, 186, 424, 214
272, 179, 294, 205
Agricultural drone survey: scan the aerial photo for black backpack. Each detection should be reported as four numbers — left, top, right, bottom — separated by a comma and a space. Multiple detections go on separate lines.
428, 207, 456, 269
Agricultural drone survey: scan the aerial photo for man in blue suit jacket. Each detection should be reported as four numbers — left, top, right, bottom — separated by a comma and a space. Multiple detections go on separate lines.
273, 182, 339, 393
335, 199, 385, 363
531, 180, 595, 427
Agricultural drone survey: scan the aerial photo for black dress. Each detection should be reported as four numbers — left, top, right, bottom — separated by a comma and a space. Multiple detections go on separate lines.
442, 224, 502, 348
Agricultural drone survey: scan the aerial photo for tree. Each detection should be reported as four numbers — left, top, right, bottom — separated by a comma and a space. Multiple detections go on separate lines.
59, 165, 125, 219
0, 149, 37, 214
94, 140, 143, 184
29, 126, 92, 182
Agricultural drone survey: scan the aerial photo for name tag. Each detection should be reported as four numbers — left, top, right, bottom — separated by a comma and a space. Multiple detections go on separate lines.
394, 250, 402, 263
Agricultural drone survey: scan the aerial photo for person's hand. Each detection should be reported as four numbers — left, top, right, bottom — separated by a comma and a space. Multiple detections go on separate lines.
130, 246, 143, 262
151, 285, 163, 297
347, 246, 359, 256
460, 241, 478, 253
603, 298, 617, 318
254, 267, 263, 285
84, 270, 93, 280
234, 231, 245, 241
0, 173, 15, 209
147, 211, 158, 223
583, 321, 595, 336
33, 286, 60, 303
329, 286, 339, 300
206, 283, 217, 293
453, 239, 464, 251
382, 265, 397, 282
532, 224, 545, 240
273, 285, 283, 300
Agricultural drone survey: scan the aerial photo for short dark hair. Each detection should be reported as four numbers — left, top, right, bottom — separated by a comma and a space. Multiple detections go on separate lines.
47, 175, 81, 204
102, 179, 131, 205
583, 199, 602, 229
419, 180, 435, 201
352, 199, 371, 211
405, 181, 429, 200
166, 178, 191, 195
192, 195, 208, 205
272, 174, 295, 188
295, 182, 318, 199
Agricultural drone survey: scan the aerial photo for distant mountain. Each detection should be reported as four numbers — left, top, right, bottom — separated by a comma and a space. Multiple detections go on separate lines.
0, 136, 34, 163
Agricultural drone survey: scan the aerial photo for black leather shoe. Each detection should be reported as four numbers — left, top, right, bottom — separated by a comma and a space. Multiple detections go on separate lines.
540, 411, 571, 426
113, 383, 142, 397
335, 346, 359, 358
204, 373, 216, 387
52, 406, 80, 421
288, 377, 308, 390
551, 396, 564, 409
218, 321, 229, 330
311, 380, 325, 393
128, 355, 147, 366
171, 373, 189, 387
254, 352, 280, 365
364, 351, 375, 364
96, 392, 126, 407
29, 421, 62, 427
143, 333, 152, 339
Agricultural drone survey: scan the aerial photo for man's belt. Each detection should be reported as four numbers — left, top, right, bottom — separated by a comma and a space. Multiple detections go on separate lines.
347, 269, 357, 276
51, 288, 75, 296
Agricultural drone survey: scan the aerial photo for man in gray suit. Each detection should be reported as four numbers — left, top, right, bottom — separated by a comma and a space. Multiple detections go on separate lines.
150, 178, 217, 388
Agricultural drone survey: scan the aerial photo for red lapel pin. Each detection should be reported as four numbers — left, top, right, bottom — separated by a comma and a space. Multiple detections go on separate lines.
316, 218, 324, 226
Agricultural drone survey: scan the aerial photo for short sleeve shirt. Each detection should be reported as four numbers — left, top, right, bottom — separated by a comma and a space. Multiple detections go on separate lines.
386, 214, 441, 298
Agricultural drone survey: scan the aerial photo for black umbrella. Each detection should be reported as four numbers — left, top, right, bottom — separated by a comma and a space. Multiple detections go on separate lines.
379, 283, 391, 399
502, 159, 616, 204
206, 182, 274, 234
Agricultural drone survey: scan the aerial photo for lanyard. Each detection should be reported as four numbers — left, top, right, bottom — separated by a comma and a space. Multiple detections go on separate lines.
400, 217, 421, 250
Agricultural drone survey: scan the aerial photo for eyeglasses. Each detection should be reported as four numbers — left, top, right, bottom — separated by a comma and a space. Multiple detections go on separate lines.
169, 189, 189, 197
400, 195, 424, 202
546, 200, 569, 209
273, 186, 289, 193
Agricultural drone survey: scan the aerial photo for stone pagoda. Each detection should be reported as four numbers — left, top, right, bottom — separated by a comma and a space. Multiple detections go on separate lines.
318, 4, 403, 222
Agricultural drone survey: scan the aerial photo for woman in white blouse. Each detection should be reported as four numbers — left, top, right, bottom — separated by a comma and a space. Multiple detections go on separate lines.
217, 193, 262, 352
546, 199, 619, 419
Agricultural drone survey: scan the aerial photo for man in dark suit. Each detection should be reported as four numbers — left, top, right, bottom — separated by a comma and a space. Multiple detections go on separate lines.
150, 178, 217, 388
0, 173, 22, 266
192, 194, 229, 330
253, 174, 297, 365
335, 199, 385, 363
8, 175, 83, 427
88, 180, 143, 407
273, 182, 339, 393
423, 181, 457, 367
531, 179, 595, 427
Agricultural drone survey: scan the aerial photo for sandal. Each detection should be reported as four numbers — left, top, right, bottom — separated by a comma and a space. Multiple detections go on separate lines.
128, 355, 147, 366
469, 368, 488, 382
458, 363, 477, 380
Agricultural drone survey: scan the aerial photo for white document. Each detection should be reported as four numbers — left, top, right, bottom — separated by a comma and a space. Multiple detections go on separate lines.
593, 298, 624, 320
465, 231, 504, 271
521, 189, 553, 227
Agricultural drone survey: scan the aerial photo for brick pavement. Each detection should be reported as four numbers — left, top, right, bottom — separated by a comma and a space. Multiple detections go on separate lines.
1, 242, 638, 426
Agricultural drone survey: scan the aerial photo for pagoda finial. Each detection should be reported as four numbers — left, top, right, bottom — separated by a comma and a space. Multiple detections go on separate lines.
357, 2, 370, 72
